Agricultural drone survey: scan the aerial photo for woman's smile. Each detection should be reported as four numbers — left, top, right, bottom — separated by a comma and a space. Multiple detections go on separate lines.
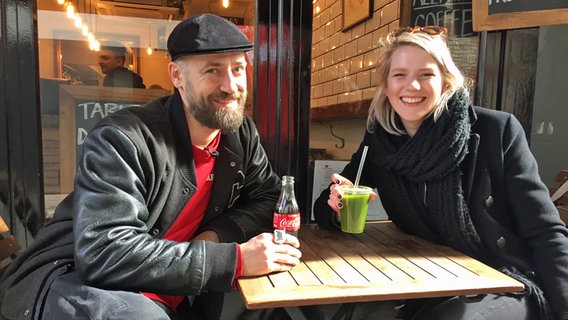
386, 45, 444, 136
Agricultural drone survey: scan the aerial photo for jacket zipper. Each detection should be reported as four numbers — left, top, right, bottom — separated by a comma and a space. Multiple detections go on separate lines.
422, 182, 427, 206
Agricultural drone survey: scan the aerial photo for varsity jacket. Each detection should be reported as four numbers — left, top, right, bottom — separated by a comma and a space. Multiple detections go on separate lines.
0, 91, 281, 319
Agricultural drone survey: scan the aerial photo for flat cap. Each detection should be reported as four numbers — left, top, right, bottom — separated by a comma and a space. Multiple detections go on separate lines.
167, 13, 253, 61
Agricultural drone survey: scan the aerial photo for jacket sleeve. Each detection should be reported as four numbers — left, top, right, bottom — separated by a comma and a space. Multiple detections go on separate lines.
72, 124, 237, 295
500, 113, 568, 318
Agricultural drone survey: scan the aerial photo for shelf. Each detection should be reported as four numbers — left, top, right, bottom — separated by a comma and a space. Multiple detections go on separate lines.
310, 99, 371, 122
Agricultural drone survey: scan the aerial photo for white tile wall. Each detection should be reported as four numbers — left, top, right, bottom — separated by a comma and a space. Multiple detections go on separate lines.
312, 0, 400, 106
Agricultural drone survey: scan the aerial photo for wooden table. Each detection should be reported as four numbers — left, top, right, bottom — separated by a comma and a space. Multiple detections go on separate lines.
237, 221, 524, 311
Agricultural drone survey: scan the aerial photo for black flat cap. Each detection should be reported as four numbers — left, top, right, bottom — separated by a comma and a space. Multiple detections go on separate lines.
168, 13, 253, 61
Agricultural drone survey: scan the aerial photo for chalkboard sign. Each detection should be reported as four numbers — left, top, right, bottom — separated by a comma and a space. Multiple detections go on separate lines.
473, 0, 568, 31
59, 85, 170, 193
410, 0, 475, 37
74, 100, 142, 166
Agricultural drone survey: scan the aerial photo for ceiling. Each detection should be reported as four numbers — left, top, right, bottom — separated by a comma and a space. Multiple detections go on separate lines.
93, 0, 255, 22
39, 0, 255, 23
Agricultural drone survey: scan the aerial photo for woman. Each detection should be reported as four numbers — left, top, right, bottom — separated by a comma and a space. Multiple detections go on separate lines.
313, 27, 568, 320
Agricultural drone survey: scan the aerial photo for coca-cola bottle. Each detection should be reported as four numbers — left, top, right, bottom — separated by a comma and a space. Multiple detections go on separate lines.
273, 175, 301, 242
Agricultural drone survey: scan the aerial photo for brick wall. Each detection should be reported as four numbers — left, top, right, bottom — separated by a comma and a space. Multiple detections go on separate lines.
311, 0, 480, 110
311, 0, 400, 109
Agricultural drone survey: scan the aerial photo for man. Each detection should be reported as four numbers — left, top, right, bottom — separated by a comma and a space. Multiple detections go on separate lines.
98, 41, 146, 88
0, 14, 301, 320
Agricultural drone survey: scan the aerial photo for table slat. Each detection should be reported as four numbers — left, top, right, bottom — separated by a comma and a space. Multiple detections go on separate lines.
237, 221, 524, 309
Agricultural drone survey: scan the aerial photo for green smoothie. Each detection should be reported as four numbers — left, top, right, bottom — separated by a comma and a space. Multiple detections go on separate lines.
339, 186, 372, 233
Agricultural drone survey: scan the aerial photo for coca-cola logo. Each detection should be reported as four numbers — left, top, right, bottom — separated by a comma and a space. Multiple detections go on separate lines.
273, 213, 300, 230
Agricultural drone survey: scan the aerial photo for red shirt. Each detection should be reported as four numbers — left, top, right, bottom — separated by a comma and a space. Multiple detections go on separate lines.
143, 133, 229, 310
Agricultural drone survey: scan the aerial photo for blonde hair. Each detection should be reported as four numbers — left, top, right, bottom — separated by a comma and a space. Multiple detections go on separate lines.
367, 30, 470, 135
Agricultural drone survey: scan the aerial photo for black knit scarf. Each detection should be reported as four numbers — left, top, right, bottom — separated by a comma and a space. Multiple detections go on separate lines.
373, 89, 551, 319
373, 89, 483, 258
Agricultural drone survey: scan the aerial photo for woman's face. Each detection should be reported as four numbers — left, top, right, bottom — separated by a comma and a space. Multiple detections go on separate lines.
385, 45, 445, 136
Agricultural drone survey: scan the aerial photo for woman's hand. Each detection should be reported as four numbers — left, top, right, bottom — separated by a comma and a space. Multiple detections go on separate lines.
327, 173, 377, 220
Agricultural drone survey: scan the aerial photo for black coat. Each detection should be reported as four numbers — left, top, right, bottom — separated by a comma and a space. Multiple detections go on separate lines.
103, 67, 146, 89
314, 106, 568, 319
0, 92, 281, 319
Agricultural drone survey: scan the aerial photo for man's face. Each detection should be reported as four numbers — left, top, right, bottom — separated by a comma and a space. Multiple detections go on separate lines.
98, 49, 124, 74
173, 52, 248, 132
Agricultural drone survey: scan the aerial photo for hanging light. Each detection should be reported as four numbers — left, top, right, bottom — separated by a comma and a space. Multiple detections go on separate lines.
147, 24, 153, 55
222, 0, 229, 9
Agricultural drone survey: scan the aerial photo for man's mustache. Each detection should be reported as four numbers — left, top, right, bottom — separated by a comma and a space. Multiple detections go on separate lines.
210, 92, 243, 101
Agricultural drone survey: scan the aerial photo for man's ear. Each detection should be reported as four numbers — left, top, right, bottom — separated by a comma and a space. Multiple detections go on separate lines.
168, 62, 182, 88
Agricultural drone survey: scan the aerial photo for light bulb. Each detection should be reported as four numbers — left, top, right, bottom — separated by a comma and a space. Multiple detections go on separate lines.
222, 0, 229, 8
74, 16, 82, 28
66, 4, 75, 18
93, 40, 100, 52
147, 47, 153, 55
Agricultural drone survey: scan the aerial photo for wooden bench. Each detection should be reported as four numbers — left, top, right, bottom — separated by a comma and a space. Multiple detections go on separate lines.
550, 169, 568, 224
0, 216, 21, 277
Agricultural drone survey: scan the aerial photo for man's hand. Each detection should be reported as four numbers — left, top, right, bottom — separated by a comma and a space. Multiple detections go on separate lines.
240, 233, 301, 276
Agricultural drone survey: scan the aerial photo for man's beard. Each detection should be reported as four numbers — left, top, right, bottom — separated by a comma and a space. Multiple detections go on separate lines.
187, 91, 246, 132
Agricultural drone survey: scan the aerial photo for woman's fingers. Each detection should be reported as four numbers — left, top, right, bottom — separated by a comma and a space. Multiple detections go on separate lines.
331, 173, 353, 186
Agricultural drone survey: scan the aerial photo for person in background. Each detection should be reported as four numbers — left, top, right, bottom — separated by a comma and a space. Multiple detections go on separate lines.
313, 26, 568, 320
98, 41, 146, 89
0, 14, 301, 320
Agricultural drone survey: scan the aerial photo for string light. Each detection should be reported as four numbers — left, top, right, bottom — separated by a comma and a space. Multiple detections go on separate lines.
74, 16, 82, 28
66, 3, 75, 18
57, 0, 100, 51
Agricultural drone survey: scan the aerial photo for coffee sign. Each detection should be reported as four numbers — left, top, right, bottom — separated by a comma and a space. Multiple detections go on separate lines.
411, 0, 475, 37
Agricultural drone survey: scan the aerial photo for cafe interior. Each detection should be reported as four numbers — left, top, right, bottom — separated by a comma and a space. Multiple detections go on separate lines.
1, 0, 567, 248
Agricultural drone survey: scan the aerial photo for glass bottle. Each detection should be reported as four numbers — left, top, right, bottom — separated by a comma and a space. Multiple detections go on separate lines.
273, 175, 301, 242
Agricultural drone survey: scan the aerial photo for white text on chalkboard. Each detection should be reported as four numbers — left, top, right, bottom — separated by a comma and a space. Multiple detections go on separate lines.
78, 102, 141, 120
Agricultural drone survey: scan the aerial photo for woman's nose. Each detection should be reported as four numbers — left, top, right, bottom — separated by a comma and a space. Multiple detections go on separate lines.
407, 78, 421, 90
